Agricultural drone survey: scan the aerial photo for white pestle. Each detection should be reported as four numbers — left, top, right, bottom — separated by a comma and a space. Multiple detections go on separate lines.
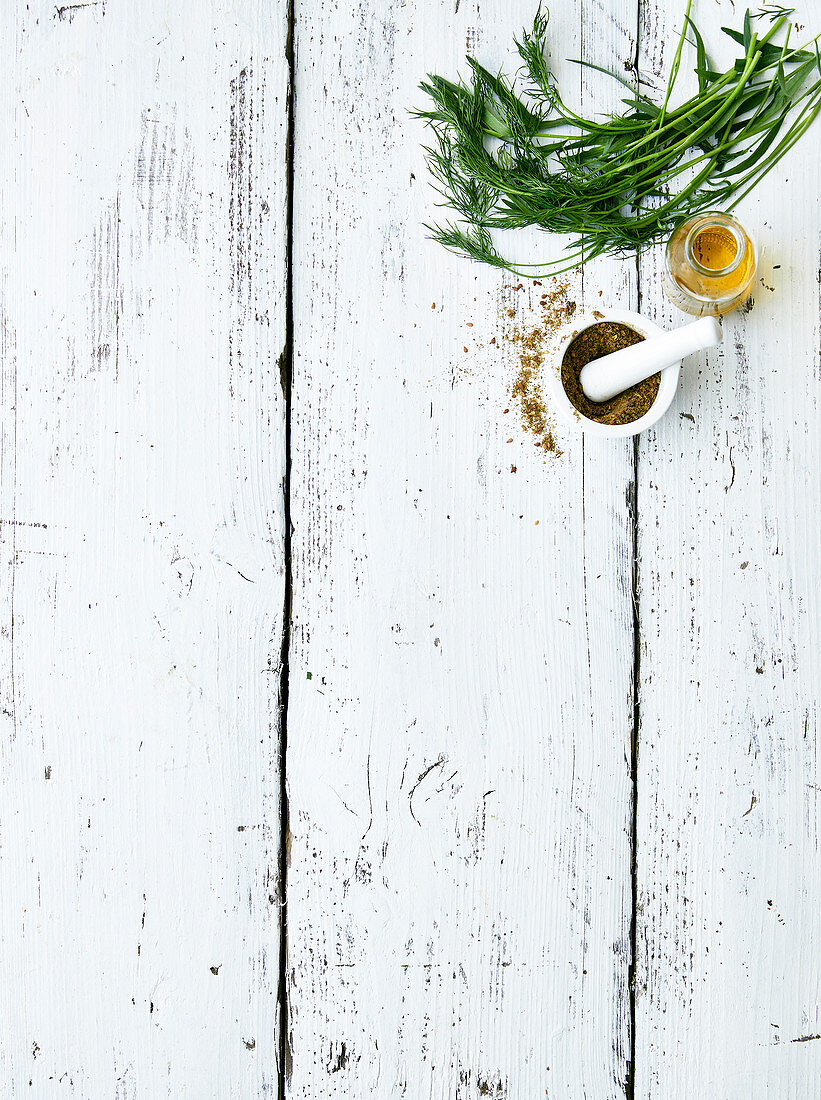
579, 316, 723, 403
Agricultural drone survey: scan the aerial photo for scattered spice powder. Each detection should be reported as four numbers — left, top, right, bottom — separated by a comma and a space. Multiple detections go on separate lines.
501, 277, 577, 455
510, 338, 557, 452
561, 322, 660, 425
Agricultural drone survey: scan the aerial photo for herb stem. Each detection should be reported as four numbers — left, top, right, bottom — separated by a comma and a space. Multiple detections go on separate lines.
417, 5, 821, 275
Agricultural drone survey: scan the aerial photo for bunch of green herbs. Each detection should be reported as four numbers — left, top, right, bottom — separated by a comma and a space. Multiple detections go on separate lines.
415, 4, 821, 274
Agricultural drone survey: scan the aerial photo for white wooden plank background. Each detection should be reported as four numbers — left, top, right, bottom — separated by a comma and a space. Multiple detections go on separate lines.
287, 0, 637, 1095
1, 0, 820, 1096
636, 2, 821, 1096
0, 2, 288, 1095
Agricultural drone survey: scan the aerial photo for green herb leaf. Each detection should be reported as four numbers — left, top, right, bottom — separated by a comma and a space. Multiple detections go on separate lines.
415, 6, 821, 276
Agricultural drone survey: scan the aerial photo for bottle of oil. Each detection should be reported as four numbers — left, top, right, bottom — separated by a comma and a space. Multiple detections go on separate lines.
663, 212, 756, 316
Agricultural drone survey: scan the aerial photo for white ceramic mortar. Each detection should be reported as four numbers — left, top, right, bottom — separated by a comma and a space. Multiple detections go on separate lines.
545, 307, 681, 438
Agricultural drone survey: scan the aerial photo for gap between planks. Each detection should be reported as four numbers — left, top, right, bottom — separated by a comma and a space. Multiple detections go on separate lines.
278, 0, 296, 1096
626, 8, 646, 1091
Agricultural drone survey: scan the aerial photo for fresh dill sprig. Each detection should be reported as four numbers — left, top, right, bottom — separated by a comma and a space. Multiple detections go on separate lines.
414, 3, 821, 276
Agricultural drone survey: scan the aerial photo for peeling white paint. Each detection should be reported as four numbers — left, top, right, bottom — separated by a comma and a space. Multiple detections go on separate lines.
0, 1, 288, 1095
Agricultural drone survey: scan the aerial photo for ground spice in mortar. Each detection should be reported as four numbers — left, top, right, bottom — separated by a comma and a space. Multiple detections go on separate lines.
561, 322, 660, 425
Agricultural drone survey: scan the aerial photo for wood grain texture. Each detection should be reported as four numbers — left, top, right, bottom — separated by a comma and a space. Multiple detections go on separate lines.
4, 0, 820, 1094
0, 1, 288, 1094
636, 1, 821, 1095
287, 2, 637, 1096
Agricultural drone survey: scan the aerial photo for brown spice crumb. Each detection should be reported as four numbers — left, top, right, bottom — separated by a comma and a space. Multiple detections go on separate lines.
506, 307, 516, 318
561, 322, 660, 425
511, 465, 517, 473
466, 322, 473, 327
431, 302, 436, 309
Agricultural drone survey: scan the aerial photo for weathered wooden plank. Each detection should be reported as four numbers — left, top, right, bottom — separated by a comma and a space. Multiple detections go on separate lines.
287, 2, 637, 1096
636, 1, 821, 1094
0, 1, 288, 1093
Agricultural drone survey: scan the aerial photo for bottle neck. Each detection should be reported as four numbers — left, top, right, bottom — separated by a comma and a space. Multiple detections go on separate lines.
684, 218, 745, 279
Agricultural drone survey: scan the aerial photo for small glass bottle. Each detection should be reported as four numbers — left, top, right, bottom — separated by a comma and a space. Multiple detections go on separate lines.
663, 211, 757, 316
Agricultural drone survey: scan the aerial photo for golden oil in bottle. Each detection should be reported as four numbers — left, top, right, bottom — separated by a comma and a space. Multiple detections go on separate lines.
663, 212, 756, 316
